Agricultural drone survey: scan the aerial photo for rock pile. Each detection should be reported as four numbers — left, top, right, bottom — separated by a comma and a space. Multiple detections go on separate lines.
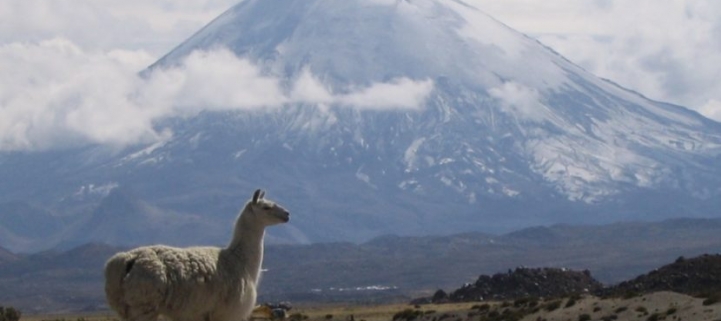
607, 254, 721, 296
412, 254, 721, 305
448, 267, 603, 302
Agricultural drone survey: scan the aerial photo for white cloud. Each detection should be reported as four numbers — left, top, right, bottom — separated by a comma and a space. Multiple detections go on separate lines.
2, 0, 719, 152
470, 0, 721, 122
0, 39, 159, 150
288, 69, 434, 110
699, 100, 721, 123
289, 69, 335, 105
148, 49, 288, 113
0, 40, 433, 151
0, 0, 238, 54
489, 82, 548, 122
337, 78, 434, 110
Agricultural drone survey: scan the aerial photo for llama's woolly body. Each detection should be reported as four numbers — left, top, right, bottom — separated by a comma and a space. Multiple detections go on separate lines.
106, 246, 256, 321
104, 190, 289, 321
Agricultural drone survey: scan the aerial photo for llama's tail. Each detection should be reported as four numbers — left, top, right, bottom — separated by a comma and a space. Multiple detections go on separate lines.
104, 251, 136, 317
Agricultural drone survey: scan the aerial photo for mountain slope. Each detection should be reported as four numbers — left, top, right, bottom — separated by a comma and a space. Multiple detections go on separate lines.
1, 0, 721, 250
60, 188, 228, 249
0, 245, 18, 265
0, 202, 66, 252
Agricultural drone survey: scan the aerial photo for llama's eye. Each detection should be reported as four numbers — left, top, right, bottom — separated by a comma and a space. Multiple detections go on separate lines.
262, 206, 272, 210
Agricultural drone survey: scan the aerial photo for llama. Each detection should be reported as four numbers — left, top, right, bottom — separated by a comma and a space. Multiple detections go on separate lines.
104, 189, 290, 321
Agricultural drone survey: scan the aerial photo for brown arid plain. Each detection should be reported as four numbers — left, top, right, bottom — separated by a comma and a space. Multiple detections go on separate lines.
19, 291, 721, 321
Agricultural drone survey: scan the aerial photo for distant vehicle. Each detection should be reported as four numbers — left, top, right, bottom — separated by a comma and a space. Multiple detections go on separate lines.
252, 302, 293, 320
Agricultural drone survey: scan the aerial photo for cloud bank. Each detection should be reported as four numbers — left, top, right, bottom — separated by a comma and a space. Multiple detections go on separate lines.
2, 0, 719, 152
470, 0, 721, 121
0, 0, 239, 54
0, 39, 433, 151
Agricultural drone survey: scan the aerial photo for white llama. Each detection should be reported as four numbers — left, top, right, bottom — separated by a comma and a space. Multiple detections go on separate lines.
104, 189, 290, 321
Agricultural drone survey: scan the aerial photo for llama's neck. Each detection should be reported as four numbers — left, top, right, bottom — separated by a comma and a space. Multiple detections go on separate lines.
226, 204, 265, 283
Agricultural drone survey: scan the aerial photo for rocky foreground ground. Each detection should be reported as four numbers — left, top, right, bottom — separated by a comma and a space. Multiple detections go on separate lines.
393, 254, 721, 321
395, 291, 721, 321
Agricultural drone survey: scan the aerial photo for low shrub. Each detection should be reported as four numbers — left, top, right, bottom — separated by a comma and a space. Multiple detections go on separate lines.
600, 314, 618, 321
0, 306, 21, 321
393, 309, 422, 321
564, 298, 577, 308
289, 313, 309, 321
646, 313, 661, 321
471, 303, 491, 311
544, 300, 562, 312
702, 294, 720, 306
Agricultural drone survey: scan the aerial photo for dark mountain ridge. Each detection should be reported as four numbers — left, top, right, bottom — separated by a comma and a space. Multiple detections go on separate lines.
2, 218, 721, 313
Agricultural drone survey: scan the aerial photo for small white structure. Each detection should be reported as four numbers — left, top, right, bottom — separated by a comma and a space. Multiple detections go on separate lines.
104, 189, 290, 321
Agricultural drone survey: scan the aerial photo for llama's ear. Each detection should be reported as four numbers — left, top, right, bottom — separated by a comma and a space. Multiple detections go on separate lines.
259, 190, 265, 200
252, 189, 262, 204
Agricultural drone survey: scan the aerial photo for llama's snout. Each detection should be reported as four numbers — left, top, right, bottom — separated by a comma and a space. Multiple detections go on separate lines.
281, 211, 290, 223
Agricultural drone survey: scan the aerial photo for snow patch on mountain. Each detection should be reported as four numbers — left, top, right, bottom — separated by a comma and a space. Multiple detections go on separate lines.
73, 182, 119, 200
404, 137, 427, 172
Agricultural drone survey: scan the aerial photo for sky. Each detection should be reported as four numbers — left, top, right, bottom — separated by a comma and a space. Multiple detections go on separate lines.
1, 0, 720, 151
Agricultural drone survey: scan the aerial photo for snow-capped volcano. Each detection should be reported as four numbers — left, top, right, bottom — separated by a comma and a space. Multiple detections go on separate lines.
2, 0, 721, 251
149, 0, 721, 202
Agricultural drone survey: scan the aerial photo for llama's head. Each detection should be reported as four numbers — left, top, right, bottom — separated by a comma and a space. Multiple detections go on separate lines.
247, 189, 290, 226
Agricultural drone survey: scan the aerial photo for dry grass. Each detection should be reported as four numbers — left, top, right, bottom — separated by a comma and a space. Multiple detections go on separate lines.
290, 302, 483, 321
20, 313, 118, 321
520, 292, 721, 321
20, 302, 483, 321
21, 292, 721, 321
